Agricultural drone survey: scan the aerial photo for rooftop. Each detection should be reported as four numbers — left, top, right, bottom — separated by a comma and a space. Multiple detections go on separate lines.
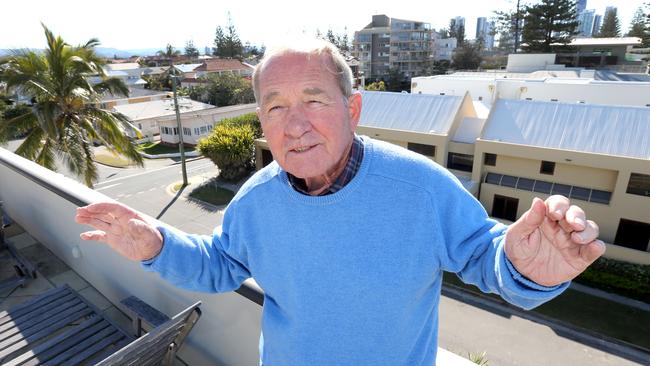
359, 91, 467, 134
482, 99, 650, 159
195, 59, 253, 72
571, 37, 642, 47
112, 98, 214, 121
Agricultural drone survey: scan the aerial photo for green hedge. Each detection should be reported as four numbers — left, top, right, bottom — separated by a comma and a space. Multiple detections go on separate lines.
574, 257, 650, 303
198, 112, 261, 182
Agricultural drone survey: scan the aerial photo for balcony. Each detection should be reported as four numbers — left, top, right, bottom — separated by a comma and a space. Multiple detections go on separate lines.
0, 147, 477, 365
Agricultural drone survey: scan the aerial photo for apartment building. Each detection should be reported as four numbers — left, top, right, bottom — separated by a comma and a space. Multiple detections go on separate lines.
473, 99, 650, 259
352, 15, 434, 80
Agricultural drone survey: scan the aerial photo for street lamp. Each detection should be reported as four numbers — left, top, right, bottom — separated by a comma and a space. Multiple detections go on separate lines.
170, 74, 188, 186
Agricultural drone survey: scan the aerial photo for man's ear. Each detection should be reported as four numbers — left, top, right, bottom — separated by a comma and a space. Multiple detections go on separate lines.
347, 92, 362, 130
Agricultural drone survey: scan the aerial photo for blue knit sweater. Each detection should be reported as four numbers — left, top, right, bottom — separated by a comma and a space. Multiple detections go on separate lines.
144, 137, 567, 365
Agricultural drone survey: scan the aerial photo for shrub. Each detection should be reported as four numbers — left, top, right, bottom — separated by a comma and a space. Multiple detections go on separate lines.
219, 112, 262, 138
198, 123, 256, 182
574, 257, 650, 303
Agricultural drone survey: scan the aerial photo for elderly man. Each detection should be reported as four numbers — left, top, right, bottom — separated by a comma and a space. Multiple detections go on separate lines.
76, 39, 604, 365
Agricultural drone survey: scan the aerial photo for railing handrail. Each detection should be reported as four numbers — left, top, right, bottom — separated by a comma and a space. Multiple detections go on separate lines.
0, 147, 264, 306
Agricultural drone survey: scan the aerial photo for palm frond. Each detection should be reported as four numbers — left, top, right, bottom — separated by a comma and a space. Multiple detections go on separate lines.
93, 77, 130, 98
14, 127, 45, 161
35, 138, 56, 171
0, 110, 37, 142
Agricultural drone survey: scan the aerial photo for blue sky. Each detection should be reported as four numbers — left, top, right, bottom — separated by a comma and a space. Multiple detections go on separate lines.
1, 0, 645, 50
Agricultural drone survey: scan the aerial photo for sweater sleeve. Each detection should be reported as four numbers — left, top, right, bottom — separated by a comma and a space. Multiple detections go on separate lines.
432, 169, 568, 310
140, 223, 251, 293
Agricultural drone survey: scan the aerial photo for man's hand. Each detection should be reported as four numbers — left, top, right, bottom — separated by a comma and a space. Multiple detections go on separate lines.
75, 202, 163, 261
504, 195, 606, 287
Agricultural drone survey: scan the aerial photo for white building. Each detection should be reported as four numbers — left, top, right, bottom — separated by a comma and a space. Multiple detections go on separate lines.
412, 71, 650, 108
112, 97, 214, 137
157, 103, 256, 146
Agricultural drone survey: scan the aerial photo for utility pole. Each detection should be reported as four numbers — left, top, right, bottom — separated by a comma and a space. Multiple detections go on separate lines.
171, 73, 188, 186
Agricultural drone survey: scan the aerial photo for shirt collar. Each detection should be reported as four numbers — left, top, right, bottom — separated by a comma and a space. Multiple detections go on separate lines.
287, 135, 364, 196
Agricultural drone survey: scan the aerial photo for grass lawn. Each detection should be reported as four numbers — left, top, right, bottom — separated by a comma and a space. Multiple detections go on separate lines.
188, 184, 235, 206
137, 142, 195, 155
442, 273, 650, 350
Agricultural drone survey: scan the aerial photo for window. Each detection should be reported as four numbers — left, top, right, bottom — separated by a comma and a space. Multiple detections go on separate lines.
194, 127, 200, 135
492, 195, 519, 221
590, 190, 611, 204
516, 178, 535, 191
626, 173, 650, 197
485, 173, 502, 185
551, 183, 571, 196
183, 127, 191, 136
200, 126, 207, 134
614, 219, 650, 251
407, 142, 435, 157
138, 123, 142, 130
570, 186, 591, 201
484, 153, 496, 166
540, 161, 555, 175
447, 153, 474, 172
500, 175, 518, 188
173, 128, 178, 135
533, 180, 552, 194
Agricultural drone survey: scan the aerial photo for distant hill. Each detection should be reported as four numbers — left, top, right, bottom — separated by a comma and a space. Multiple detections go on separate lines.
95, 47, 162, 58
0, 47, 162, 58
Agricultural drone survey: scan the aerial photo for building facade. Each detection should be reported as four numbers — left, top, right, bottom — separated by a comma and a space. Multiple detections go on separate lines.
476, 17, 495, 49
352, 15, 434, 80
577, 9, 596, 37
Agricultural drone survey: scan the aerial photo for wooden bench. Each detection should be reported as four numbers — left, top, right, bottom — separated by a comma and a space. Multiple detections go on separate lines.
0, 285, 201, 365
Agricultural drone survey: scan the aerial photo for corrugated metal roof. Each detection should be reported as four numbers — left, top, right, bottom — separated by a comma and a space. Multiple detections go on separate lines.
113, 98, 214, 121
482, 99, 650, 159
359, 91, 463, 134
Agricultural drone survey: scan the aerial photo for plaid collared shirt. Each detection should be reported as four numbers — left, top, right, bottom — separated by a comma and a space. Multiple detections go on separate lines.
287, 135, 364, 196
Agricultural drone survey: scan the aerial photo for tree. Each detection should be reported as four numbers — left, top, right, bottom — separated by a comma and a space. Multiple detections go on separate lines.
0, 24, 143, 187
597, 8, 621, 37
492, 3, 525, 53
184, 40, 199, 58
157, 43, 180, 60
188, 73, 254, 106
521, 0, 578, 53
385, 67, 406, 92
212, 13, 243, 58
452, 43, 482, 70
449, 19, 466, 45
365, 81, 386, 91
627, 7, 648, 46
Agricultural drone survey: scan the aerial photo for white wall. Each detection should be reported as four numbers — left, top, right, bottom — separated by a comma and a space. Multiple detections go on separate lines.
506, 54, 557, 72
412, 77, 496, 104
159, 104, 257, 145
413, 76, 650, 107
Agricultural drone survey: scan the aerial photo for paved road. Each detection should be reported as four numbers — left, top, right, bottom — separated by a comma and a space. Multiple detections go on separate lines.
93, 157, 224, 235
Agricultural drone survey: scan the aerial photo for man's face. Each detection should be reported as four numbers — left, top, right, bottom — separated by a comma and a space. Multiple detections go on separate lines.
256, 52, 361, 180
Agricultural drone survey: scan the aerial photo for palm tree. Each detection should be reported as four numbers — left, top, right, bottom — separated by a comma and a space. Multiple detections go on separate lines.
157, 44, 181, 62
0, 24, 143, 187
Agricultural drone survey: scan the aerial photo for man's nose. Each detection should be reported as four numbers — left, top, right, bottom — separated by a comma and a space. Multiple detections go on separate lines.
285, 105, 311, 138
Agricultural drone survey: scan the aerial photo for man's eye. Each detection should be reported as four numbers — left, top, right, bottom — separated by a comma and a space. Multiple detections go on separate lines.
308, 100, 323, 105
268, 106, 282, 112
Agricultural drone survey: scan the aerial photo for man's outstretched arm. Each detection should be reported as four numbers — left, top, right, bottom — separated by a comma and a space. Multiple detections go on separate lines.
76, 202, 250, 292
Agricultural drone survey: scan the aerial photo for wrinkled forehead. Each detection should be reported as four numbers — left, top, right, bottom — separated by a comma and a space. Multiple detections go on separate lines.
258, 51, 336, 83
